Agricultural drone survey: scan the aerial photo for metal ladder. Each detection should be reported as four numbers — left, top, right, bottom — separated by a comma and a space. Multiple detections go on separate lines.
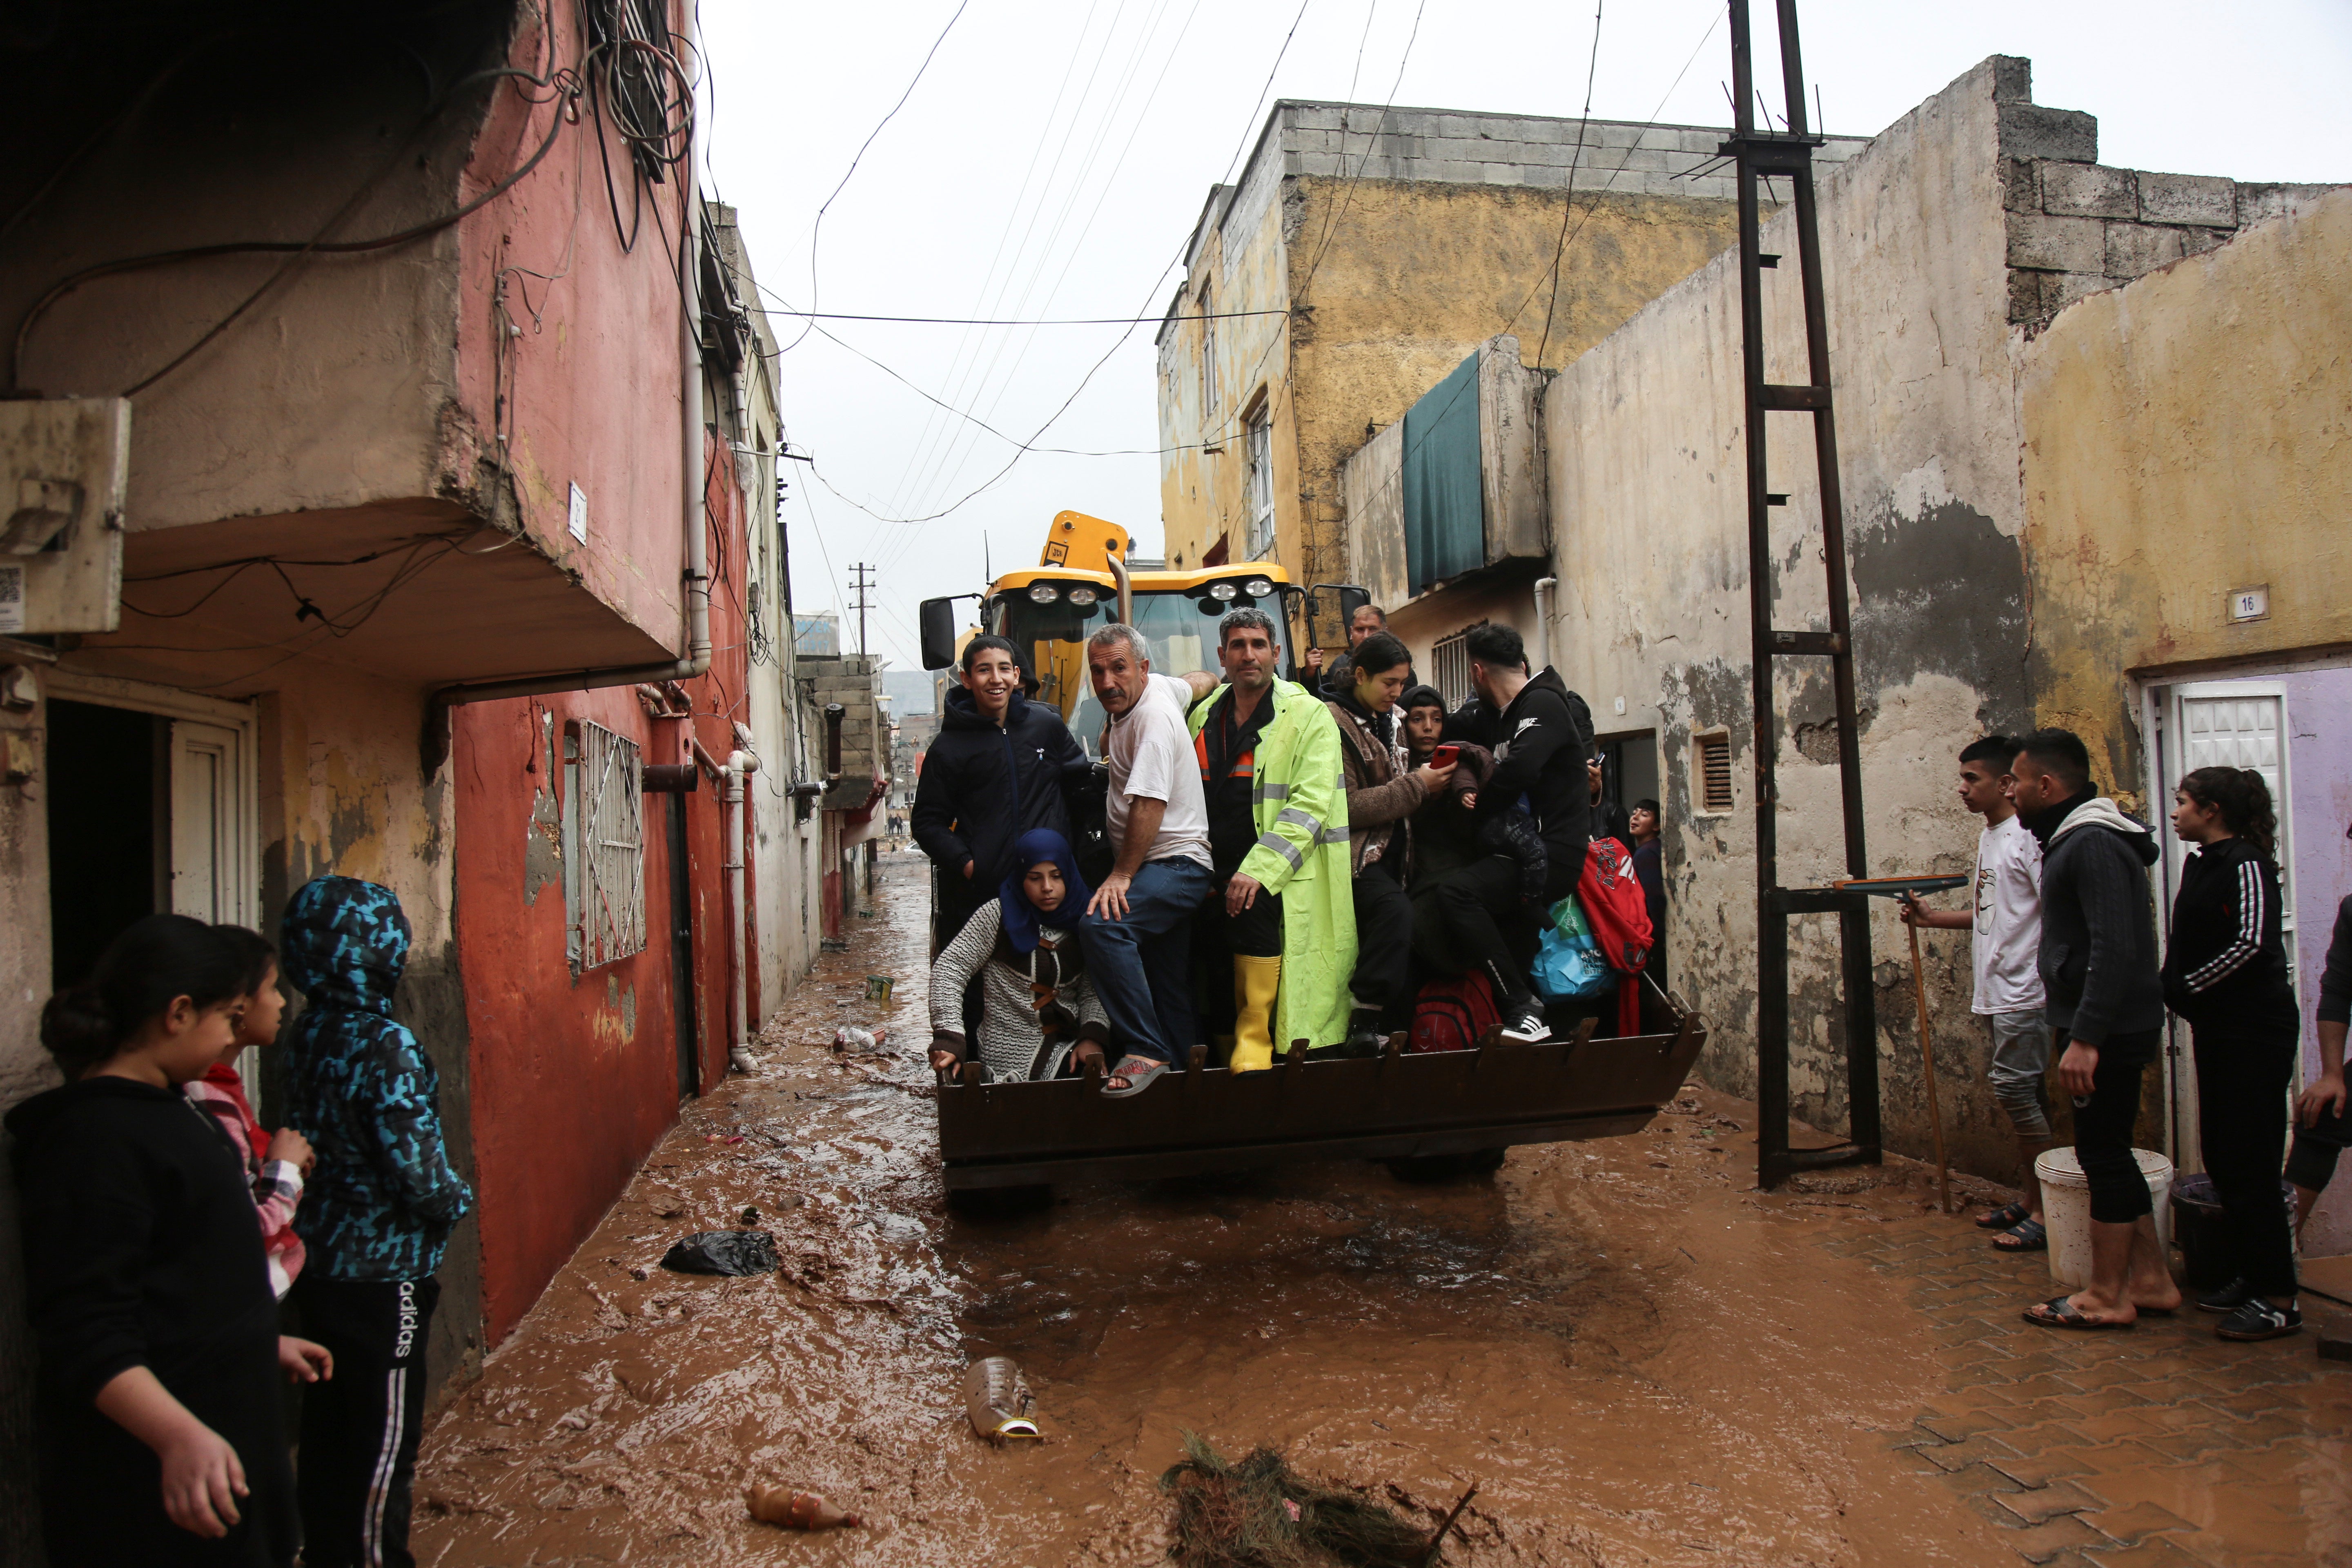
1722, 0, 1881, 1188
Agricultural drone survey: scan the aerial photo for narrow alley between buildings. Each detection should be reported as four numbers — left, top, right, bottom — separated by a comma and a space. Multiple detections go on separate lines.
410, 853, 2345, 1568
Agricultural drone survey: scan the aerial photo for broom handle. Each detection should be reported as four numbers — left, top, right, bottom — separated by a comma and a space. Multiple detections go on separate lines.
1908, 919, 1953, 1215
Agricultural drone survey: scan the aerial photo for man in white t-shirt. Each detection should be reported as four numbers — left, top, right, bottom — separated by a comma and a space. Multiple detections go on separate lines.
1078, 625, 1218, 1095
1902, 734, 2053, 1251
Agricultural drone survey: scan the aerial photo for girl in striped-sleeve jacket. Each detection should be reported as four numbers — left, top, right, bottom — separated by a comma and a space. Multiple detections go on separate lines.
185, 927, 309, 1300
2162, 766, 2301, 1342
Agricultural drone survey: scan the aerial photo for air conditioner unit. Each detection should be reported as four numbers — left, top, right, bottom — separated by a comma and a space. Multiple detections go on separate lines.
0, 397, 127, 636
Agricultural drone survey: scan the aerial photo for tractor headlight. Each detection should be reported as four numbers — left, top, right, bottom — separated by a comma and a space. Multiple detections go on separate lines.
1207, 581, 1238, 601
1242, 577, 1273, 599
1027, 583, 1061, 604
1066, 586, 1099, 607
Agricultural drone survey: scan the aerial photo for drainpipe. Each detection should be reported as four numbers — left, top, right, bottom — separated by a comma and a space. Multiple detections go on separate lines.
1532, 576, 1557, 673
421, 23, 711, 767
723, 745, 759, 1072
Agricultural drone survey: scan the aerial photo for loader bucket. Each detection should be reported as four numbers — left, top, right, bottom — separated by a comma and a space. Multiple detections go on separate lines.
934, 999, 1707, 1190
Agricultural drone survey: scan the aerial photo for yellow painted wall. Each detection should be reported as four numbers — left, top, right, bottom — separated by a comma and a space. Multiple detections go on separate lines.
1159, 176, 1747, 644
2021, 187, 2352, 801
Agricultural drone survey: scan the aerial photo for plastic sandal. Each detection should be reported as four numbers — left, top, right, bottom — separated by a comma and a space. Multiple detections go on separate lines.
1992, 1218, 2047, 1252
1102, 1056, 1172, 1098
2022, 1294, 2134, 1330
1975, 1201, 2030, 1231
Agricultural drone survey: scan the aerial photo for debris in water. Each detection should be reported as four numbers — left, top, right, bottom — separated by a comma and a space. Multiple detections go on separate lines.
746, 1486, 863, 1530
703, 1133, 745, 1145
739, 1205, 760, 1224
865, 974, 896, 1005
1161, 1432, 1432, 1568
833, 1025, 889, 1053
658, 1230, 777, 1276
963, 1356, 1042, 1443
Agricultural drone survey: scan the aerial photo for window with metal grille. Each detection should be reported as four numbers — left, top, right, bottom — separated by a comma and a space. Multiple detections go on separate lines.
563, 719, 646, 971
1244, 400, 1274, 559
1430, 626, 1479, 710
1694, 731, 1734, 814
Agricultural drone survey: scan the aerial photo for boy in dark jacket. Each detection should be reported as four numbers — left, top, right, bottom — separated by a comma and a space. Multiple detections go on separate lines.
911, 635, 1089, 952
281, 876, 472, 1568
2009, 731, 2178, 1331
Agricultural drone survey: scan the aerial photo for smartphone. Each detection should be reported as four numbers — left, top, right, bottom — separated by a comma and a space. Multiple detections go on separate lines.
1430, 744, 1460, 768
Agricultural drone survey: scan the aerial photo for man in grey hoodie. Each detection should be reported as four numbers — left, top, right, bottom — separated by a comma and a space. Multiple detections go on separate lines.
2008, 729, 2181, 1330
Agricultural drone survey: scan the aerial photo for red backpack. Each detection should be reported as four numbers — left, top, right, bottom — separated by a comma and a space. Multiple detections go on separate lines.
1409, 969, 1501, 1054
1579, 837, 1655, 1035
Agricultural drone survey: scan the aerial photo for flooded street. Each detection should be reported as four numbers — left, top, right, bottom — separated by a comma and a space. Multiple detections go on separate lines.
411, 853, 2331, 1567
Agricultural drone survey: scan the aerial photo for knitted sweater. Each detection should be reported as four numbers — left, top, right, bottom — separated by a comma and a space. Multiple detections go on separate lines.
927, 900, 1109, 1082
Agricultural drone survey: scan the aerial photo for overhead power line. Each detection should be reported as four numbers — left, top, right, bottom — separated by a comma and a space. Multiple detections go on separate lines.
766, 307, 1289, 326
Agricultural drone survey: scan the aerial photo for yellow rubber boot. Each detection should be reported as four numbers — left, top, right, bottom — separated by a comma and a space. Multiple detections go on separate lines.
1230, 955, 1282, 1073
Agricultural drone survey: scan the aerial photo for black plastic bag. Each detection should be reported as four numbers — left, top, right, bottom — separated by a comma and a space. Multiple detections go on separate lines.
660, 1229, 778, 1276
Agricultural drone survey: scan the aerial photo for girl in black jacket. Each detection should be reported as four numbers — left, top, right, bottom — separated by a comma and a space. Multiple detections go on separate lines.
7, 915, 332, 1566
2161, 766, 2301, 1341
911, 635, 1090, 953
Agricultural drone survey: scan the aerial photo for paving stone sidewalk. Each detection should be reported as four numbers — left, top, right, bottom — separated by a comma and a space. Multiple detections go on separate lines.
1821, 1216, 2352, 1566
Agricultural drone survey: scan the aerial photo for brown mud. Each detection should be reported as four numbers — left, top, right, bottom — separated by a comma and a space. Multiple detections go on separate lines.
413, 851, 2024, 1566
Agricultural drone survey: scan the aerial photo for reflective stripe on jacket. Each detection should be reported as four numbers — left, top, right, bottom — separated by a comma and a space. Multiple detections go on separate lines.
1188, 678, 1357, 1049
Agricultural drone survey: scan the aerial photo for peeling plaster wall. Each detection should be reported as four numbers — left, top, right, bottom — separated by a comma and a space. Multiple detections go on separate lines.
2018, 188, 2352, 800
1544, 59, 2039, 1175
453, 431, 753, 1351
0, 668, 52, 1566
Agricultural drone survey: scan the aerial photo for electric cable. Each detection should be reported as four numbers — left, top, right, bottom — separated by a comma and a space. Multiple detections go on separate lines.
778, 0, 971, 356
1531, 0, 1605, 370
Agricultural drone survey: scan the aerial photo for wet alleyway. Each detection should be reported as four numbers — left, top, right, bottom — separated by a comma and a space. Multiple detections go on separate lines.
412, 853, 2349, 1567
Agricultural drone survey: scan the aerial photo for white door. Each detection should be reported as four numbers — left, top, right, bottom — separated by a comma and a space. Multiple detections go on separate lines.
169, 718, 258, 1089
2154, 679, 2297, 1174
2165, 682, 2294, 940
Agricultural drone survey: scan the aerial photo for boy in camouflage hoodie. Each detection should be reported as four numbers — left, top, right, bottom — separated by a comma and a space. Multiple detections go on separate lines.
282, 876, 471, 1568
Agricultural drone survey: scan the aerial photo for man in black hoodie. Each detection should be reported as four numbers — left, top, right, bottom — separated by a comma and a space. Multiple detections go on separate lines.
911, 635, 1090, 952
2008, 728, 2179, 1330
1447, 624, 1595, 1044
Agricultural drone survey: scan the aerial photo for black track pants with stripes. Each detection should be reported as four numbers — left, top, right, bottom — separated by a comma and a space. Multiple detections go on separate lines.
294, 1275, 438, 1568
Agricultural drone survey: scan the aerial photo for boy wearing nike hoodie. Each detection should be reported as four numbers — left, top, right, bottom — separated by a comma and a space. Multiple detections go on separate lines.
2007, 730, 2178, 1331
280, 877, 473, 1568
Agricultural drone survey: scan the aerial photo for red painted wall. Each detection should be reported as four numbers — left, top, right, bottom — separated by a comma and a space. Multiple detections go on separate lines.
455, 438, 750, 1345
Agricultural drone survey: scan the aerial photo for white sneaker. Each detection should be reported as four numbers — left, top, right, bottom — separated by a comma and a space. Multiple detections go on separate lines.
1500, 1010, 1552, 1045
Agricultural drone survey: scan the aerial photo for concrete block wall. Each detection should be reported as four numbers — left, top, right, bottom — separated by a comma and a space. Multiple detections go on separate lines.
797, 654, 888, 805
1276, 100, 1869, 204
1996, 64, 2341, 323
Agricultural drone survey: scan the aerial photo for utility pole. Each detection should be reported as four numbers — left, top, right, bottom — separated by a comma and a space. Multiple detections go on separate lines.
847, 562, 875, 658
1724, 0, 1880, 1190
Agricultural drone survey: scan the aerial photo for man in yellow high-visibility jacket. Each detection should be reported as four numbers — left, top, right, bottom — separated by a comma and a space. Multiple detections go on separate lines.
1187, 607, 1357, 1068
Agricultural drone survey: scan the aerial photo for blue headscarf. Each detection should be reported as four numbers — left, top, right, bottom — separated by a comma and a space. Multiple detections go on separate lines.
997, 828, 1090, 954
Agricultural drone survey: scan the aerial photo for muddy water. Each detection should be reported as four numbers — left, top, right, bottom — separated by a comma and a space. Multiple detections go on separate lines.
414, 852, 2018, 1566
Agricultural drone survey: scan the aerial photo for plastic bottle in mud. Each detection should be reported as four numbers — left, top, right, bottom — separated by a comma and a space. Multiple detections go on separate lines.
963, 1356, 1042, 1443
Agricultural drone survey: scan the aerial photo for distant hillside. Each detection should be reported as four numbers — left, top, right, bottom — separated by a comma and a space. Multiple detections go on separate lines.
880, 669, 945, 715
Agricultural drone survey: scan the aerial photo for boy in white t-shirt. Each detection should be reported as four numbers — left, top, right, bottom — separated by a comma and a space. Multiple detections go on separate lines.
1902, 734, 2054, 1252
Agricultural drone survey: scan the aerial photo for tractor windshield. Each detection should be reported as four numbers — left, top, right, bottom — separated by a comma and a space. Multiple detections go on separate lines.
995, 586, 1295, 753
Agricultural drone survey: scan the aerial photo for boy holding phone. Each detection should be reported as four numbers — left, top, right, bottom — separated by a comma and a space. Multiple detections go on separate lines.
1327, 635, 1457, 1051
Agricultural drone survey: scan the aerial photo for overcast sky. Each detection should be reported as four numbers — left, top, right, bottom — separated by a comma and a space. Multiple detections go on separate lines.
696, 0, 2352, 673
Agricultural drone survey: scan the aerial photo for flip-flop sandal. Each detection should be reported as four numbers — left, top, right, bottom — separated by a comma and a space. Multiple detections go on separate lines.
1976, 1201, 2031, 1231
1993, 1218, 2048, 1252
1102, 1056, 1172, 1098
2022, 1295, 2134, 1331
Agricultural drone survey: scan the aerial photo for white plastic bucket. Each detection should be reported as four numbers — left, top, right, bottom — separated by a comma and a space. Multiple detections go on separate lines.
2035, 1147, 2174, 1288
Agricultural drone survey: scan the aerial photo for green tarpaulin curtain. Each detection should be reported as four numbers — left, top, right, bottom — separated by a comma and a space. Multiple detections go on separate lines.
1402, 353, 1482, 597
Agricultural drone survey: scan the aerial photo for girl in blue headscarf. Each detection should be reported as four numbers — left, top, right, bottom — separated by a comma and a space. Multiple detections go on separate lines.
927, 829, 1109, 1082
